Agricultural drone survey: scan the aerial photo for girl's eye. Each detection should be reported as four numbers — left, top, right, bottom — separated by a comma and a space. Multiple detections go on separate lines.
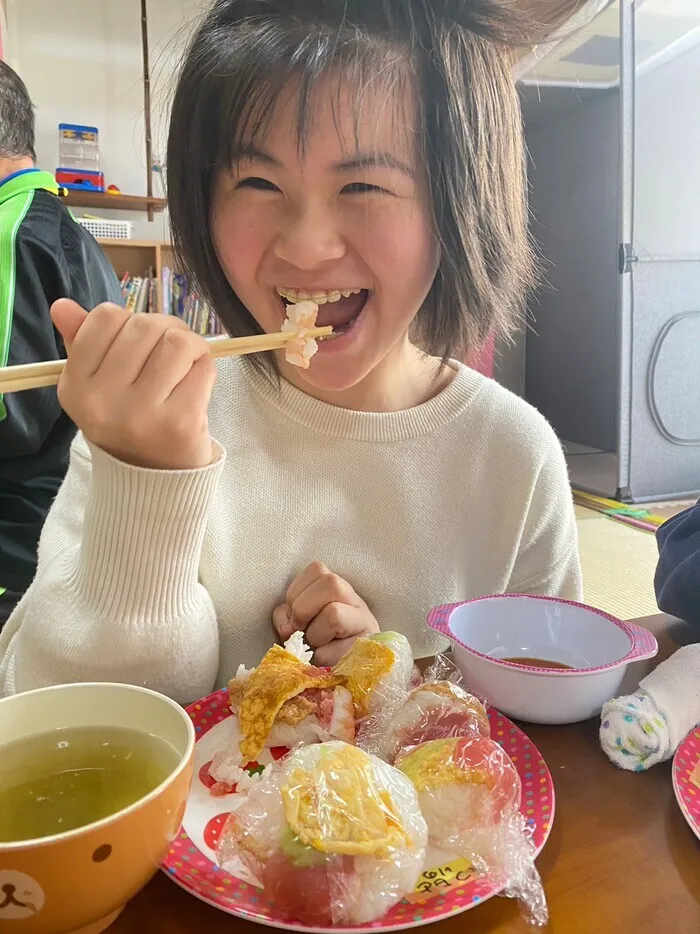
236, 177, 280, 192
341, 182, 387, 195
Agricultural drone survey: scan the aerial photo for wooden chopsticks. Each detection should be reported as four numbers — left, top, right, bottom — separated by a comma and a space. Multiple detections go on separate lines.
0, 326, 333, 395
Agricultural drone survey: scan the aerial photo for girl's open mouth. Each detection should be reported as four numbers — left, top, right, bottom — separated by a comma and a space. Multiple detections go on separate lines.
277, 288, 369, 338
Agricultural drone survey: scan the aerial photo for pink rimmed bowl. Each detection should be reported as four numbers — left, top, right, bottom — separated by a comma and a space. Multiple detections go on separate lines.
427, 595, 659, 724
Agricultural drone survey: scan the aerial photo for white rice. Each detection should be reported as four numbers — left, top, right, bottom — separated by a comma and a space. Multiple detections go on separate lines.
283, 630, 314, 664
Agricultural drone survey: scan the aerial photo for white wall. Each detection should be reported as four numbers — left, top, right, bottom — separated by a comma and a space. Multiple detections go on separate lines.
634, 42, 700, 257
5, 0, 207, 240
0, 1, 7, 60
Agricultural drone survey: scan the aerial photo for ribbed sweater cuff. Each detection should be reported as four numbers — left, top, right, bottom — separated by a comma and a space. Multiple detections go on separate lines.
68, 442, 225, 620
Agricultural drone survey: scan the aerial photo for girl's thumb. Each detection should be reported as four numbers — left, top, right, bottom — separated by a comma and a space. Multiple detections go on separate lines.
50, 298, 89, 349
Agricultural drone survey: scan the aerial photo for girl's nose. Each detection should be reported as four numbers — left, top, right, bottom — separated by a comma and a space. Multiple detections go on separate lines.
273, 205, 346, 269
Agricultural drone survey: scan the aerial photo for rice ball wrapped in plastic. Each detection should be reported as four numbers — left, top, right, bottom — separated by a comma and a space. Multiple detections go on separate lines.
207, 632, 355, 793
397, 737, 548, 926
332, 632, 415, 726
377, 681, 490, 763
217, 741, 428, 926
397, 736, 520, 847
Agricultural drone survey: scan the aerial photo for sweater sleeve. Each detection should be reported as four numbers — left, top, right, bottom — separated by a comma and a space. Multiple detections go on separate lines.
507, 429, 583, 601
0, 433, 225, 703
654, 501, 700, 626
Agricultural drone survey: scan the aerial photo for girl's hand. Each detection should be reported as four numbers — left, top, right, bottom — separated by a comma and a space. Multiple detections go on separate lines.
272, 562, 380, 666
51, 299, 217, 471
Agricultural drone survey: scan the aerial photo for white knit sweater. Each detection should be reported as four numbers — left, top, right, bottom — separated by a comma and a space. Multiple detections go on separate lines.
0, 359, 581, 703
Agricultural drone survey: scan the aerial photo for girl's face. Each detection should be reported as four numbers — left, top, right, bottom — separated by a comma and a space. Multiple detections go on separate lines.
211, 79, 440, 402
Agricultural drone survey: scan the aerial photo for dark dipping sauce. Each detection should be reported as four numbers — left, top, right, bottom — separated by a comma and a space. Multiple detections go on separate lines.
500, 657, 574, 670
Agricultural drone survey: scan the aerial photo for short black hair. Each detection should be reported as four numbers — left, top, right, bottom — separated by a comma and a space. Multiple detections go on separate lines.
0, 61, 36, 161
168, 0, 551, 367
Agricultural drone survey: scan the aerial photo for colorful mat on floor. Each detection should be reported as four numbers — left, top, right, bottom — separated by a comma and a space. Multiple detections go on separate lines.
572, 490, 668, 533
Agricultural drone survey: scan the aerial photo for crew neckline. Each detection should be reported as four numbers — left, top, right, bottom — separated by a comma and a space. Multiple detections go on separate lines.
238, 357, 485, 442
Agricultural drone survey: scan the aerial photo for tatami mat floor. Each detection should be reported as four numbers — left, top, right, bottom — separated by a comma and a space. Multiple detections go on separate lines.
575, 505, 661, 620
575, 499, 693, 620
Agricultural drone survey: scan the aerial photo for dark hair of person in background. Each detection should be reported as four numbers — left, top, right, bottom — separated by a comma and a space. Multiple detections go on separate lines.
0, 59, 36, 161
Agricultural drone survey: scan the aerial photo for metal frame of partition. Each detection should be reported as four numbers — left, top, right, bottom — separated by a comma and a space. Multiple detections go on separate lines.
616, 0, 636, 499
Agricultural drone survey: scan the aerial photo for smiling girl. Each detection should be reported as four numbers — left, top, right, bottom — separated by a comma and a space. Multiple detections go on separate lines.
0, 0, 581, 701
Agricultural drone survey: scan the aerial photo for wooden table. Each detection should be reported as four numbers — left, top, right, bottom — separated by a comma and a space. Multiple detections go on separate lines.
114, 615, 700, 933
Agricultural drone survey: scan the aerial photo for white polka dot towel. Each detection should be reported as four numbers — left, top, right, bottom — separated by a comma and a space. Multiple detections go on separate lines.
600, 643, 700, 772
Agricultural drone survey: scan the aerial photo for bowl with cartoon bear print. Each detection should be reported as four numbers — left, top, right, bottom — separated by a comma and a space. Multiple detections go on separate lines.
0, 682, 194, 934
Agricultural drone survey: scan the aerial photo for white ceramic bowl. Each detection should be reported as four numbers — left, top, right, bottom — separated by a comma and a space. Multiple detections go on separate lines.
427, 595, 659, 724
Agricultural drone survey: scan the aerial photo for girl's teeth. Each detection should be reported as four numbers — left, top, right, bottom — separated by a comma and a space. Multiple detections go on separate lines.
277, 288, 361, 304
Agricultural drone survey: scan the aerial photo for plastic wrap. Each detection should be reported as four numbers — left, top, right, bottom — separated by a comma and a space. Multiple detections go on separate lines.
216, 741, 428, 926
374, 679, 491, 763
421, 650, 465, 685
363, 653, 548, 925
332, 632, 415, 744
359, 651, 489, 761
396, 737, 548, 926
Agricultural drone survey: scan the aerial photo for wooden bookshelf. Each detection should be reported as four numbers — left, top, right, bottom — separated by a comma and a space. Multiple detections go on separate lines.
64, 191, 167, 213
98, 239, 175, 313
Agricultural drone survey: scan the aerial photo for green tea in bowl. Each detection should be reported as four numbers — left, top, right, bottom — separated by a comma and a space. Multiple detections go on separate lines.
0, 724, 180, 844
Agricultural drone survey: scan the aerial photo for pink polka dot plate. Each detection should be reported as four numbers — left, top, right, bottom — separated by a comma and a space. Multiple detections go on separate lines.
161, 689, 555, 932
672, 728, 700, 841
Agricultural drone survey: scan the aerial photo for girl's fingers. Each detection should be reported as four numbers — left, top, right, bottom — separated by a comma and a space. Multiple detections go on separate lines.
272, 604, 293, 641
95, 312, 193, 391
165, 351, 218, 417
50, 298, 90, 349
314, 635, 364, 668
283, 565, 374, 662
286, 561, 329, 607
60, 302, 133, 379
304, 603, 371, 650
290, 572, 358, 628
133, 323, 212, 404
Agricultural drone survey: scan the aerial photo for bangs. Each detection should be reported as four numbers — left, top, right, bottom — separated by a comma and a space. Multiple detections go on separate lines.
201, 22, 414, 170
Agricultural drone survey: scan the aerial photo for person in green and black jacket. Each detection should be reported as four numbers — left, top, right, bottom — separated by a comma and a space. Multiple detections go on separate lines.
0, 61, 122, 627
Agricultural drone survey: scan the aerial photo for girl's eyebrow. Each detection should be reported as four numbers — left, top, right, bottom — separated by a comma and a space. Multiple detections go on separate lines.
231, 145, 281, 167
334, 153, 415, 179
232, 146, 414, 179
